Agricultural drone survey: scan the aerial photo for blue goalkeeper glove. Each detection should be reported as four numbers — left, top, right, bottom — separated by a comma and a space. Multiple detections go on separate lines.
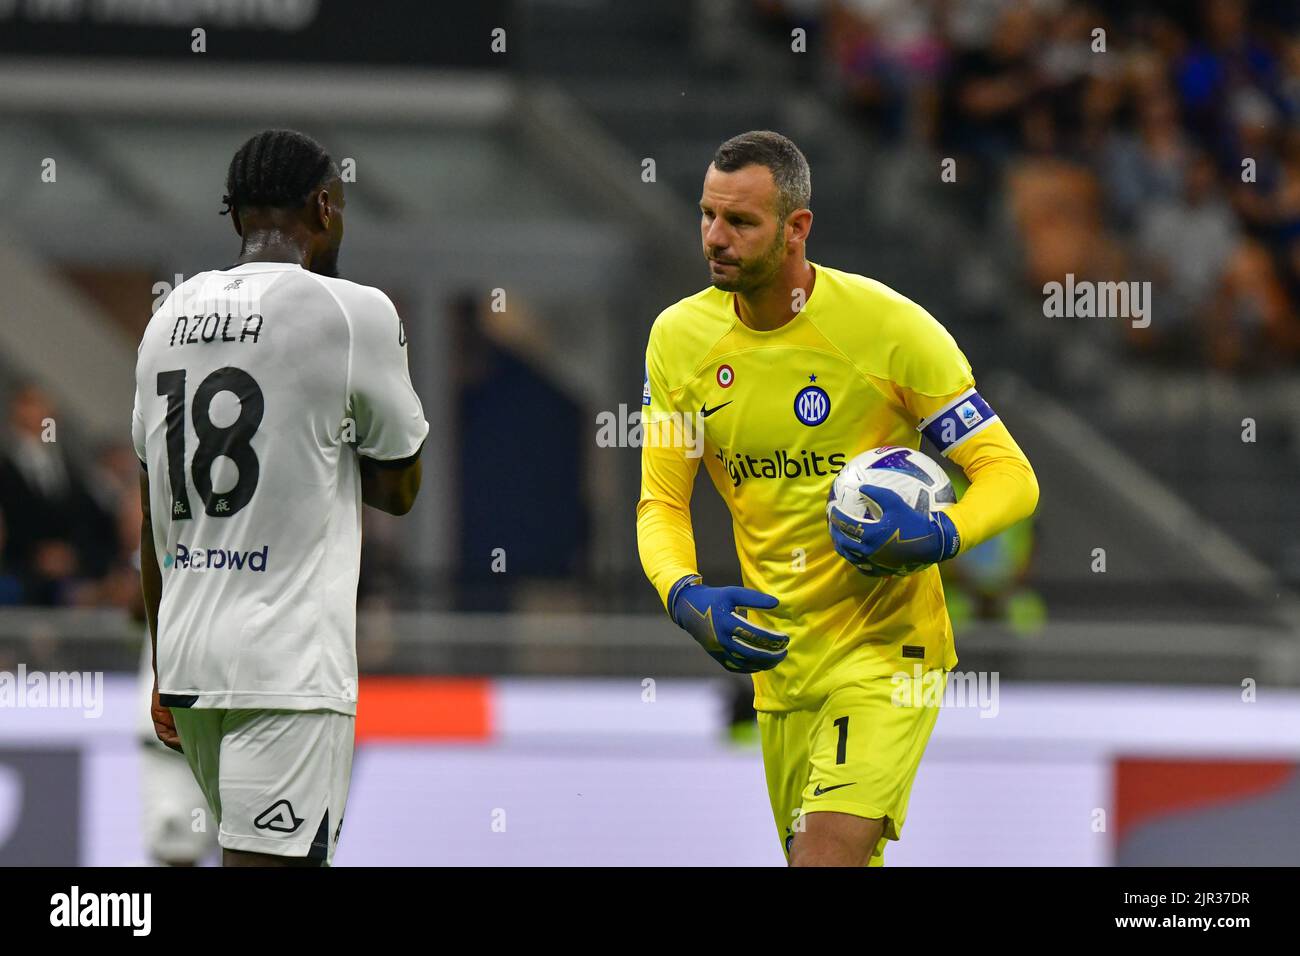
667, 575, 789, 673
827, 484, 961, 576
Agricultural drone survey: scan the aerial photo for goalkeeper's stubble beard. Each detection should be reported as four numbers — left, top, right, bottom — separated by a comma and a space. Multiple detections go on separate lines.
707, 229, 787, 295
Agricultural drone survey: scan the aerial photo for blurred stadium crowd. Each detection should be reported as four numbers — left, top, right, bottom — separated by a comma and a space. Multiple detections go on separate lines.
756, 0, 1300, 371
3, 0, 1297, 616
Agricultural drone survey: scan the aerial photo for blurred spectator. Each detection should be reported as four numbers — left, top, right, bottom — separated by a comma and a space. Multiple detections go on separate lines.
1208, 234, 1298, 369
0, 387, 141, 608
73, 474, 145, 610
1100, 82, 1191, 229
938, 2, 1043, 166
1007, 158, 1124, 287
449, 292, 589, 611
1172, 0, 1282, 165
0, 384, 94, 604
827, 0, 947, 140
1281, 32, 1300, 116
80, 443, 141, 580
1135, 151, 1241, 357
1234, 125, 1300, 246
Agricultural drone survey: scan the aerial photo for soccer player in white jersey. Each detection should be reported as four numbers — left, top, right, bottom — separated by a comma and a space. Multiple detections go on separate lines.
132, 130, 428, 866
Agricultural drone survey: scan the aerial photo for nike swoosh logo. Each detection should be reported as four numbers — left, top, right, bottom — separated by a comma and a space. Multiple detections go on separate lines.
700, 401, 733, 418
812, 782, 855, 796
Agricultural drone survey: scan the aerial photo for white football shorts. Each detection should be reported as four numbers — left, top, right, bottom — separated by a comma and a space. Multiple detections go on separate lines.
170, 708, 355, 864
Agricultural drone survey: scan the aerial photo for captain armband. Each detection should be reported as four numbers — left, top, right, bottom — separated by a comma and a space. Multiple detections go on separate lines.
917, 388, 999, 456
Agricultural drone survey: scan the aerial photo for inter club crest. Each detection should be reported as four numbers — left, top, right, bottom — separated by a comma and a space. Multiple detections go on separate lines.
793, 385, 830, 426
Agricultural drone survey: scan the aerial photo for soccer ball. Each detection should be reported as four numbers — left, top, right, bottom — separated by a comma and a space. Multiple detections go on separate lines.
826, 445, 955, 526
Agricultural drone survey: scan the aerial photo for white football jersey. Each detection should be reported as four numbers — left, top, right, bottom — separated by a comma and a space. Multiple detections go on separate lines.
132, 262, 428, 714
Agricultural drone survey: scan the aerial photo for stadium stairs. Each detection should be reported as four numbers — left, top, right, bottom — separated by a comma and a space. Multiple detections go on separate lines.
0, 236, 134, 444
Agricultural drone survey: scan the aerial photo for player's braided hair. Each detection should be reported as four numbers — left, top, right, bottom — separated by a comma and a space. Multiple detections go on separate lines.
220, 129, 340, 217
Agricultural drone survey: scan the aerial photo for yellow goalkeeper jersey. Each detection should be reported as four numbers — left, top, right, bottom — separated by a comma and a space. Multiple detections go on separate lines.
637, 262, 1038, 712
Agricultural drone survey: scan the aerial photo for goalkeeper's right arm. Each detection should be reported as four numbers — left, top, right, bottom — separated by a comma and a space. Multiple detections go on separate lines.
635, 436, 702, 611
636, 439, 789, 673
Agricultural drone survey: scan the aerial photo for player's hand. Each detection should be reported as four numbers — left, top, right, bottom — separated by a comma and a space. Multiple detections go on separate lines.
828, 484, 960, 575
668, 576, 789, 673
151, 685, 184, 753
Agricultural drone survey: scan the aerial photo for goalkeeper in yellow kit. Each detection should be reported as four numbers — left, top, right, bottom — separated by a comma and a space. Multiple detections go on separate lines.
636, 131, 1039, 866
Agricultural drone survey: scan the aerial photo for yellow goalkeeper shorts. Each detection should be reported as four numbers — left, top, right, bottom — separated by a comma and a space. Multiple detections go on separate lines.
757, 669, 947, 866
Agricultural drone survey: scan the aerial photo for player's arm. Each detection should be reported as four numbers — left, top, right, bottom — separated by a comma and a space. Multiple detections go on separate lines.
636, 427, 703, 609
360, 449, 423, 516
636, 331, 788, 673
832, 303, 1038, 572
348, 291, 430, 516
138, 469, 161, 658
843, 389, 1038, 569
832, 393, 1040, 573
132, 371, 183, 752
138, 468, 182, 753
930, 409, 1039, 553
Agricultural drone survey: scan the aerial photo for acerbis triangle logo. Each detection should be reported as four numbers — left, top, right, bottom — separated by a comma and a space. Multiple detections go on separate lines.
254, 799, 304, 833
